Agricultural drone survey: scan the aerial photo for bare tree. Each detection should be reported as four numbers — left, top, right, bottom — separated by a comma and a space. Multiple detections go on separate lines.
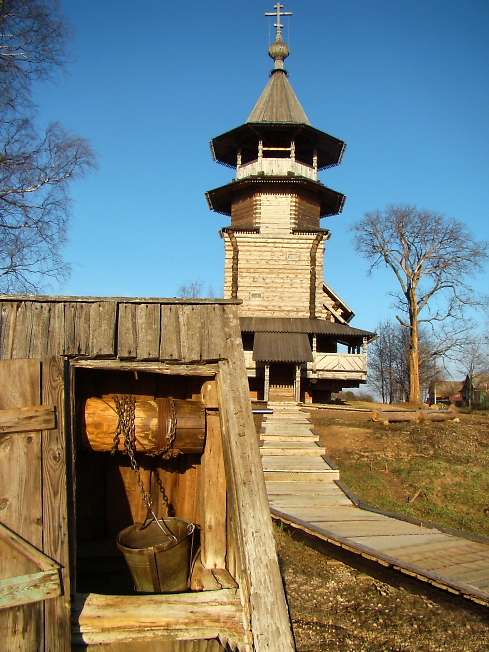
177, 279, 204, 299
369, 319, 437, 403
456, 338, 489, 410
352, 204, 488, 403
0, 0, 96, 292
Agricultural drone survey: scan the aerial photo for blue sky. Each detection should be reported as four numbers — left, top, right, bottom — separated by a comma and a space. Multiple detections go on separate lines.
35, 0, 489, 335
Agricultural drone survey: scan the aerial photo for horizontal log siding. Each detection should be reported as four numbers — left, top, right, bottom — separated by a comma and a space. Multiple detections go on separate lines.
230, 191, 258, 229
223, 237, 235, 301
0, 300, 234, 363
294, 193, 321, 230
227, 234, 325, 317
257, 193, 292, 234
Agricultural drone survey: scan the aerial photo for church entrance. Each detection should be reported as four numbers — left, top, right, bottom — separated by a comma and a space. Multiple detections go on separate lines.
268, 363, 295, 401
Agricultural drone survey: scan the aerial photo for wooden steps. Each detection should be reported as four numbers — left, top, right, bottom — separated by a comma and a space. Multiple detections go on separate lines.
260, 404, 338, 482
260, 441, 326, 456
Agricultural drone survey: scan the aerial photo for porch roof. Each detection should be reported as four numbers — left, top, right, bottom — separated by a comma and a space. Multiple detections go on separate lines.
253, 332, 313, 363
241, 317, 375, 341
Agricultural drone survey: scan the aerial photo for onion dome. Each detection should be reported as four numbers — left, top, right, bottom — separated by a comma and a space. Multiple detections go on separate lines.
268, 34, 290, 70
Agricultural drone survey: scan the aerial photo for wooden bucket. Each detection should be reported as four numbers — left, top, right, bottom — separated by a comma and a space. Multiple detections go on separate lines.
116, 517, 194, 593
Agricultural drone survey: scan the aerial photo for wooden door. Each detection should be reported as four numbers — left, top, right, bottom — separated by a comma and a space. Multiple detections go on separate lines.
0, 357, 70, 652
269, 363, 295, 401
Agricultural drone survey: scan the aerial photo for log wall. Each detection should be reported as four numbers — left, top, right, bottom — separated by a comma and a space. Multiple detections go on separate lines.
229, 190, 321, 232
223, 233, 325, 318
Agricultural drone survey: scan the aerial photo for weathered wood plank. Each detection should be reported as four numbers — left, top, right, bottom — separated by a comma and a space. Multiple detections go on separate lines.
0, 405, 56, 434
71, 590, 247, 647
200, 304, 228, 361
268, 495, 352, 508
190, 554, 222, 591
178, 305, 202, 362
71, 639, 225, 652
261, 456, 334, 470
64, 302, 91, 356
201, 412, 227, 569
89, 301, 117, 357
0, 570, 60, 609
0, 358, 43, 651
28, 302, 51, 358
136, 303, 161, 360
11, 303, 33, 359
349, 532, 452, 551
314, 519, 433, 538
201, 379, 219, 409
117, 303, 138, 359
41, 356, 71, 652
265, 481, 345, 496
0, 302, 15, 358
0, 522, 61, 585
159, 305, 182, 360
212, 568, 238, 589
0, 359, 42, 540
47, 302, 66, 356
217, 304, 295, 652
72, 359, 218, 375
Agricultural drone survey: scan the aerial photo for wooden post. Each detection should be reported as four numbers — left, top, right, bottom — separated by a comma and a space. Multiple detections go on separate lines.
264, 364, 270, 402
294, 365, 301, 402
201, 410, 227, 570
41, 357, 70, 652
216, 350, 295, 651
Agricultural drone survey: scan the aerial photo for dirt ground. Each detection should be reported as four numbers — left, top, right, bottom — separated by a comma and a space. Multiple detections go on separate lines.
274, 405, 489, 651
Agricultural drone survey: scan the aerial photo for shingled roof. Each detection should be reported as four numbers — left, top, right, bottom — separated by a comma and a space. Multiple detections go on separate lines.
240, 317, 375, 342
247, 69, 310, 124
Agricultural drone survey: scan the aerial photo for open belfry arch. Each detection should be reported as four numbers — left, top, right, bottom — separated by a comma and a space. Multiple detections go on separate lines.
207, 4, 375, 403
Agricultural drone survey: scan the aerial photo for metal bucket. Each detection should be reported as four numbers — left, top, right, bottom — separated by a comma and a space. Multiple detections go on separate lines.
116, 517, 194, 593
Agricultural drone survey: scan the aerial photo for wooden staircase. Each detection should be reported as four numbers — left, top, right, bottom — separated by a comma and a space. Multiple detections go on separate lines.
260, 402, 489, 609
260, 402, 339, 483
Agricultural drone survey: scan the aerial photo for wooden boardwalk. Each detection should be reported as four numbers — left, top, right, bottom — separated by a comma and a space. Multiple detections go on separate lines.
260, 402, 489, 607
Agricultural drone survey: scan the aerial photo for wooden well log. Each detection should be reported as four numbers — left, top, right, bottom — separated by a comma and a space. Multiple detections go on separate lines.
83, 397, 205, 455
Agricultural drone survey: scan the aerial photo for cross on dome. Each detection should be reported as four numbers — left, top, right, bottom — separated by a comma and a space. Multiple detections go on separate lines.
265, 3, 292, 39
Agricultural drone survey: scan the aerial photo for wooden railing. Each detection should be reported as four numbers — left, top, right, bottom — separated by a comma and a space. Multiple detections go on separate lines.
308, 353, 367, 374
236, 158, 317, 181
243, 351, 367, 376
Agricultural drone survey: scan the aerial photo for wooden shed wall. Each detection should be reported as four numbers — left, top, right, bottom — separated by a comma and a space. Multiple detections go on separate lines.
0, 299, 235, 362
0, 297, 295, 652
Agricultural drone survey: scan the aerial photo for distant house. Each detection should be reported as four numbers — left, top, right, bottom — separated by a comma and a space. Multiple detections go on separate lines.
462, 374, 489, 409
429, 380, 464, 406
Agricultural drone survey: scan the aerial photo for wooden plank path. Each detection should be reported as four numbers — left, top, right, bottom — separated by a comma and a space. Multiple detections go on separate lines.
260, 402, 489, 606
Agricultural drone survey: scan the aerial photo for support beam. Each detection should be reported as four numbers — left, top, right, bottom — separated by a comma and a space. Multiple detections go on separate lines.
294, 365, 301, 402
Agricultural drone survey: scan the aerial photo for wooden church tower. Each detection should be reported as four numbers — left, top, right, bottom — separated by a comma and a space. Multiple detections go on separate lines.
207, 4, 374, 403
